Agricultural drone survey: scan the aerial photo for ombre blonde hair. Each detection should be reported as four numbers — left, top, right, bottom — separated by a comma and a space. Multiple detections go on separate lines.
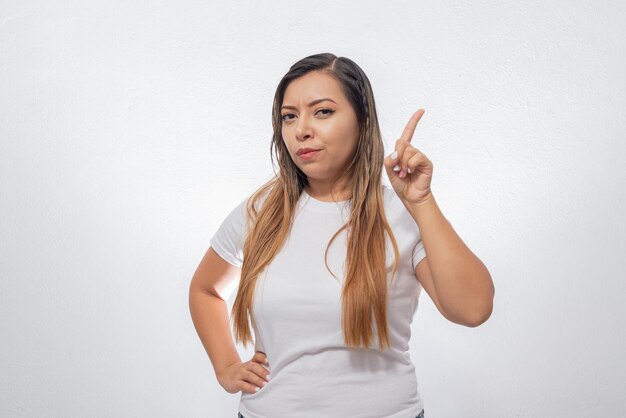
231, 53, 401, 351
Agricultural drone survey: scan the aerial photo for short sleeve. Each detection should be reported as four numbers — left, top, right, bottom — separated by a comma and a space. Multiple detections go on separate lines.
411, 232, 427, 270
209, 197, 249, 268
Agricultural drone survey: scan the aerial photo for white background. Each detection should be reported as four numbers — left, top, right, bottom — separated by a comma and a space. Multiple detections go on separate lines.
1, 1, 624, 417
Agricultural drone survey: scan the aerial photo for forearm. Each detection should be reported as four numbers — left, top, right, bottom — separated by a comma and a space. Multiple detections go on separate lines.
189, 290, 241, 378
406, 193, 494, 325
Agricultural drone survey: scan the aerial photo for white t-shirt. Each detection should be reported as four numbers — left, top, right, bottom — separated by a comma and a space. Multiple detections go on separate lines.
210, 184, 427, 418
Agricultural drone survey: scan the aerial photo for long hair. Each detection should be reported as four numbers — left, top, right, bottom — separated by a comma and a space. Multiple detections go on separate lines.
231, 53, 401, 350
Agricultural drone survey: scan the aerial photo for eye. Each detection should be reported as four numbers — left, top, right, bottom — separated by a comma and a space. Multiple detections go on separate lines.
281, 113, 295, 122
280, 108, 335, 123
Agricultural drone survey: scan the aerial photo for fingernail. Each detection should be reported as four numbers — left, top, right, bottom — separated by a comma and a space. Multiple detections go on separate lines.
255, 387, 260, 391
399, 170, 406, 178
393, 164, 400, 172
266, 374, 271, 381
390, 151, 398, 160
407, 167, 413, 173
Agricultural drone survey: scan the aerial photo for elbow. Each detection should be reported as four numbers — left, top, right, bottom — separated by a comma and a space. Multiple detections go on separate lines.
465, 311, 491, 328
444, 304, 492, 328
441, 274, 495, 328
464, 298, 494, 328
466, 274, 495, 327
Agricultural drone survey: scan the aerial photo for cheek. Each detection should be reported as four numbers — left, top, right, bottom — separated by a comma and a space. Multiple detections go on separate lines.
328, 123, 358, 153
281, 133, 292, 151
327, 118, 355, 140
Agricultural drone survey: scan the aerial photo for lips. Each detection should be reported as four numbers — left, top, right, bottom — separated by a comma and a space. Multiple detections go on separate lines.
296, 147, 321, 156
297, 149, 320, 160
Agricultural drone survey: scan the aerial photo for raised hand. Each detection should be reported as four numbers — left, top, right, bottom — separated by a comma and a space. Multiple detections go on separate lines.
383, 109, 434, 205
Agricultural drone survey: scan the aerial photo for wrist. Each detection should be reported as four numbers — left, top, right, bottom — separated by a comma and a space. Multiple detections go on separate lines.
408, 190, 434, 208
403, 191, 438, 224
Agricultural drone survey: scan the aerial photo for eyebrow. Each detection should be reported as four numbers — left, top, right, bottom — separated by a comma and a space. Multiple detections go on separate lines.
281, 98, 337, 111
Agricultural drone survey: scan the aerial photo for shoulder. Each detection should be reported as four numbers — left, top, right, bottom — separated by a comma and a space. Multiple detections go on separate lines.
233, 185, 273, 229
219, 187, 268, 232
245, 185, 273, 214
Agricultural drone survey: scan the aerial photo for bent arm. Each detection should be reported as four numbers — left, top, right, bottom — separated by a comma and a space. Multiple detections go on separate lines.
407, 194, 494, 327
189, 247, 242, 378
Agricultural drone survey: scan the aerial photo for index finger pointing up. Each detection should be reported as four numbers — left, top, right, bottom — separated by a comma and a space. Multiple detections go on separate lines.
401, 109, 425, 144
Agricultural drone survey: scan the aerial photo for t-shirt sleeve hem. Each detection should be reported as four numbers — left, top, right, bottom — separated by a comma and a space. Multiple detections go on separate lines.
412, 246, 427, 270
210, 238, 243, 268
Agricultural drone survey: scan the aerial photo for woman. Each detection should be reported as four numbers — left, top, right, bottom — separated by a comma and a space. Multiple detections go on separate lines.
189, 53, 494, 418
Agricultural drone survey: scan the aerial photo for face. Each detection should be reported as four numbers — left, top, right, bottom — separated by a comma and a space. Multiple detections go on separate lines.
280, 71, 360, 185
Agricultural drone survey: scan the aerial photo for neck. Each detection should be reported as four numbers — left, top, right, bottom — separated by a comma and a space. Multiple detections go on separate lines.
304, 178, 352, 202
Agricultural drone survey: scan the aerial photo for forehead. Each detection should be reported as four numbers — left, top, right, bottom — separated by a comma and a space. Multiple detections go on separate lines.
282, 71, 346, 105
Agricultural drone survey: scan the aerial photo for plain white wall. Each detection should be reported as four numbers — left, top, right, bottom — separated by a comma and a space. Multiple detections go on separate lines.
1, 1, 624, 417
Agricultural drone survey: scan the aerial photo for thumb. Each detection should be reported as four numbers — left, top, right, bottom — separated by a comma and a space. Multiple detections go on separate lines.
384, 151, 398, 175
384, 151, 403, 185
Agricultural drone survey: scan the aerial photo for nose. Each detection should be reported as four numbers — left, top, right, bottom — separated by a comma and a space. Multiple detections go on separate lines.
295, 115, 313, 142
